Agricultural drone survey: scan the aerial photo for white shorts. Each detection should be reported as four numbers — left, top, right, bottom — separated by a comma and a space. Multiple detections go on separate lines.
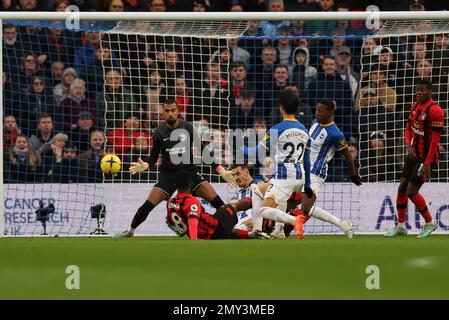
302, 174, 325, 195
264, 178, 304, 212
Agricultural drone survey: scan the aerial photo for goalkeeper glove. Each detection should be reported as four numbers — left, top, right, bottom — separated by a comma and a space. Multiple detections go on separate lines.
216, 165, 237, 187
350, 175, 362, 186
129, 158, 149, 175
304, 187, 314, 199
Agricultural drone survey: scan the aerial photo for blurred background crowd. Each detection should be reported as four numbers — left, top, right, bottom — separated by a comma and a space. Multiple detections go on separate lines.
2, 0, 449, 184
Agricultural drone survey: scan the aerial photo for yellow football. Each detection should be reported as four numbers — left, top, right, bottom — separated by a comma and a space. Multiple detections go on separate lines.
100, 154, 122, 175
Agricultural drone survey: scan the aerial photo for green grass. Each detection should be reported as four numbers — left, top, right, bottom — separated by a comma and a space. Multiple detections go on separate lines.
1, 235, 449, 299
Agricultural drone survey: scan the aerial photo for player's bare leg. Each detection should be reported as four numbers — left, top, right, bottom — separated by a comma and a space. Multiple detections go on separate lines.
113, 187, 168, 238
193, 181, 225, 210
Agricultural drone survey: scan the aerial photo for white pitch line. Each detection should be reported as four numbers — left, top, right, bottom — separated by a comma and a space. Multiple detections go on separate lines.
405, 257, 441, 269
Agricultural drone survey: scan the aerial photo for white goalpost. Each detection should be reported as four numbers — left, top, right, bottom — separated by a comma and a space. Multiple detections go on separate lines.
1, 11, 449, 237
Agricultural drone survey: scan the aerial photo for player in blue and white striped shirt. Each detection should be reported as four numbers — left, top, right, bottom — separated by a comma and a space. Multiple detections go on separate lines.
243, 90, 315, 239
295, 100, 362, 238
231, 164, 263, 231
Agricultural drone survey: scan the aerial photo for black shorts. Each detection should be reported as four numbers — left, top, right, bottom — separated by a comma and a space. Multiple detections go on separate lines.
154, 170, 206, 197
400, 157, 435, 188
211, 205, 238, 239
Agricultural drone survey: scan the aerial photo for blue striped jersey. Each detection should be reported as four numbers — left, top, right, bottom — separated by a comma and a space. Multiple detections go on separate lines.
237, 177, 263, 221
238, 177, 263, 200
308, 120, 348, 180
260, 120, 310, 180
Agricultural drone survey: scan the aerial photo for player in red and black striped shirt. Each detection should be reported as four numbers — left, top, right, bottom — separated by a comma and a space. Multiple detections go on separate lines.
385, 79, 445, 238
166, 170, 238, 240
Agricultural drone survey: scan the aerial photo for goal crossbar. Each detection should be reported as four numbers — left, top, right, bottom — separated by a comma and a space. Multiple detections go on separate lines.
1, 11, 449, 22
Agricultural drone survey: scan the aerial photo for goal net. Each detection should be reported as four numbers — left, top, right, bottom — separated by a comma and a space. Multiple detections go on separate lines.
359, 20, 449, 231
2, 15, 448, 236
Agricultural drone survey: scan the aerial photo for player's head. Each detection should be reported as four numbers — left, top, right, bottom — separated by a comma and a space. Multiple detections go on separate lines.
163, 99, 179, 126
279, 90, 299, 116
315, 100, 335, 124
416, 78, 432, 103
175, 170, 193, 193
231, 164, 252, 188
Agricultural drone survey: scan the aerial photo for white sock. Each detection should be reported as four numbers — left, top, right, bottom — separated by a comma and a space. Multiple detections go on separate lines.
251, 187, 264, 231
309, 206, 344, 230
273, 222, 285, 234
397, 222, 405, 228
259, 206, 296, 225
273, 201, 287, 233
129, 227, 135, 233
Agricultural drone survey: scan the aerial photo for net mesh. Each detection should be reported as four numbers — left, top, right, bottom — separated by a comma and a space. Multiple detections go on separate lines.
358, 21, 449, 183
2, 18, 448, 236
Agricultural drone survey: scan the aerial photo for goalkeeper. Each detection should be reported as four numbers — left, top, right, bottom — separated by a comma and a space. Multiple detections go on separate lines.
114, 100, 236, 238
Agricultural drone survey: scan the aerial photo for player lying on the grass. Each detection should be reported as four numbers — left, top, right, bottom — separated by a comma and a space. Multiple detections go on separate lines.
229, 182, 354, 239
229, 164, 264, 232
229, 163, 309, 239
241, 90, 313, 239
166, 170, 252, 240
385, 79, 444, 238
113, 100, 236, 238
293, 100, 362, 238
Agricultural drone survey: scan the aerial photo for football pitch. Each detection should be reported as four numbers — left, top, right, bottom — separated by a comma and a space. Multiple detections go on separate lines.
1, 235, 448, 300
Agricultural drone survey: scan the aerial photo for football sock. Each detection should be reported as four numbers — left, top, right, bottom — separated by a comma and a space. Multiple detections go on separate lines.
273, 222, 285, 234
130, 200, 155, 229
309, 206, 344, 230
409, 193, 433, 223
210, 195, 225, 210
396, 192, 408, 224
259, 207, 296, 225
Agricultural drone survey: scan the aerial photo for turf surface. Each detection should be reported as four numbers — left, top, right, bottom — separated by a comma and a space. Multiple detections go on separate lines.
1, 235, 448, 299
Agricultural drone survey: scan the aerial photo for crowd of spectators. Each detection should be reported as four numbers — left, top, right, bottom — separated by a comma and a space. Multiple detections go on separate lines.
2, 0, 449, 184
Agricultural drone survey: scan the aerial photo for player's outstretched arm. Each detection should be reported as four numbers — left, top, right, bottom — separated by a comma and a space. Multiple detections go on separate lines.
129, 158, 150, 174
197, 131, 237, 187
216, 165, 238, 187
129, 130, 161, 174
340, 148, 362, 186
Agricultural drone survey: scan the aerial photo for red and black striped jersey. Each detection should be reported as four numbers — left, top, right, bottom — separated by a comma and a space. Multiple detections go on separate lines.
166, 193, 218, 239
406, 99, 444, 163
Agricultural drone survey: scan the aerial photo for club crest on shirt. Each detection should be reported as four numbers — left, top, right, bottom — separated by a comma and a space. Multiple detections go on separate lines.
178, 133, 187, 142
